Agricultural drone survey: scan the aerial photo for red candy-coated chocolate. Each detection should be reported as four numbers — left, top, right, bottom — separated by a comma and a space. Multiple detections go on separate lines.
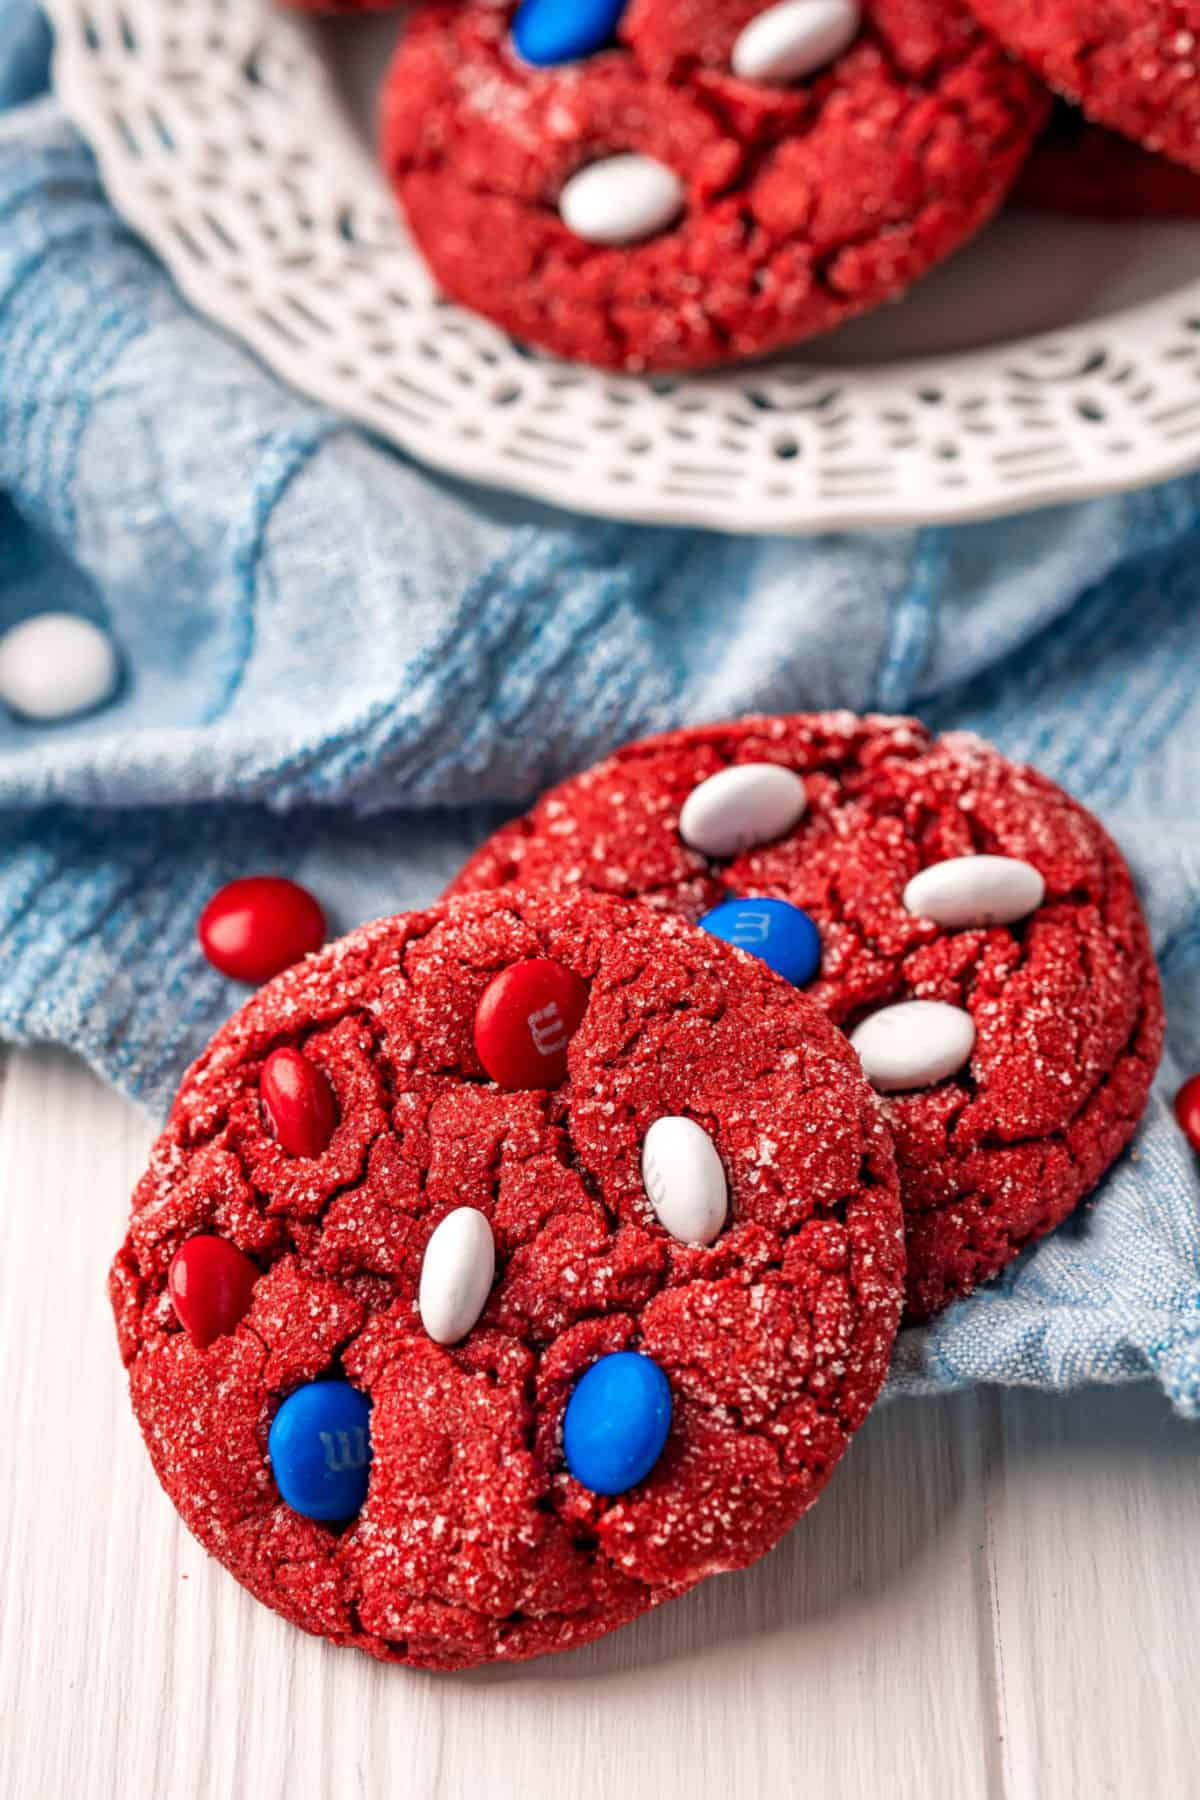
261, 1047, 339, 1158
198, 876, 326, 984
1175, 1075, 1200, 1154
169, 1235, 259, 1348
473, 957, 589, 1090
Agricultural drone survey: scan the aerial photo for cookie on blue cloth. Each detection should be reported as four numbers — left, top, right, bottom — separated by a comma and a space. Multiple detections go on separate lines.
449, 714, 1165, 1318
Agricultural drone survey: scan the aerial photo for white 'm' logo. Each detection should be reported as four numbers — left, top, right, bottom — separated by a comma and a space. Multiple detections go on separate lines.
528, 1001, 568, 1056
319, 1428, 369, 1472
730, 909, 771, 945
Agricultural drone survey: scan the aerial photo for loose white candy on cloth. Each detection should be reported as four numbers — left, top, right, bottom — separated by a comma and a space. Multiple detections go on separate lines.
903, 855, 1046, 929
678, 762, 807, 858
418, 1207, 496, 1344
0, 612, 118, 722
641, 1115, 728, 1245
851, 1000, 976, 1094
731, 0, 862, 86
559, 155, 685, 246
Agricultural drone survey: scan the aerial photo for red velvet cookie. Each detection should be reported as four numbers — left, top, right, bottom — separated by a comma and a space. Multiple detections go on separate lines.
448, 716, 1164, 1319
380, 0, 1047, 372
111, 888, 903, 1670
967, 0, 1200, 177
1015, 105, 1200, 219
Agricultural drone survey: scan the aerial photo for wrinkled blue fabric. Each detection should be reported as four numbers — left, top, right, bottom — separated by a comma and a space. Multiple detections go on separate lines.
2, 0, 1199, 1415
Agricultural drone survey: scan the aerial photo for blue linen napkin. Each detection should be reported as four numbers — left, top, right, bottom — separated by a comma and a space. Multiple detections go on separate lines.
2, 0, 1199, 1414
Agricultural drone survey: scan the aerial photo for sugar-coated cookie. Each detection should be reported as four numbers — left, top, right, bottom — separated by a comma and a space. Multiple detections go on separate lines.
449, 715, 1164, 1318
111, 888, 903, 1669
380, 0, 1047, 371
967, 0, 1200, 177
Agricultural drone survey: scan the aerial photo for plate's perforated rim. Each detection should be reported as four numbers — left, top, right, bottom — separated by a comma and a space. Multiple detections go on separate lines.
48, 0, 1200, 533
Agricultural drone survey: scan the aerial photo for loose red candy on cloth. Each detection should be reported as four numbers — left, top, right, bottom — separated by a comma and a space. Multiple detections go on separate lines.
261, 1047, 340, 1157
447, 714, 1165, 1319
380, 0, 1048, 372
169, 1236, 260, 1348
197, 876, 326, 983
965, 0, 1200, 177
110, 889, 904, 1670
1175, 1075, 1200, 1153
473, 956, 590, 1089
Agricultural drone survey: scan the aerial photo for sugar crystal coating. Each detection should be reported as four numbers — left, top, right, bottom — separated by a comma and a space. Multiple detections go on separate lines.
967, 0, 1200, 177
111, 888, 904, 1669
380, 0, 1047, 372
448, 714, 1164, 1318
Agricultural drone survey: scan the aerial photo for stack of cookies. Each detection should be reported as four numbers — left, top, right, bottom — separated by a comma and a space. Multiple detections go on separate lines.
110, 715, 1164, 1668
284, 0, 1200, 370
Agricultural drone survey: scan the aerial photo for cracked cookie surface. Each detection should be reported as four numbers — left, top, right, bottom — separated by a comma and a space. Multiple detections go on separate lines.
380, 0, 1047, 371
448, 715, 1164, 1318
111, 888, 903, 1670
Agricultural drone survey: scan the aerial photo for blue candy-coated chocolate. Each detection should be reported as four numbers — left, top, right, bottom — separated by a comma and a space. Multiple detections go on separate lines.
512, 0, 626, 67
563, 1351, 672, 1496
268, 1379, 373, 1522
699, 896, 821, 988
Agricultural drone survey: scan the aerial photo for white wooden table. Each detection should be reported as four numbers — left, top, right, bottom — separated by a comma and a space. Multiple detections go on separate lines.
3, 1044, 1197, 1800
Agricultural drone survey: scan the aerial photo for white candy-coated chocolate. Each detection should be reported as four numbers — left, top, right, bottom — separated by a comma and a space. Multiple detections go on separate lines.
418, 1207, 496, 1345
559, 155, 684, 246
641, 1116, 728, 1245
851, 1000, 976, 1094
0, 612, 119, 722
902, 855, 1046, 929
678, 762, 807, 859
731, 0, 861, 86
